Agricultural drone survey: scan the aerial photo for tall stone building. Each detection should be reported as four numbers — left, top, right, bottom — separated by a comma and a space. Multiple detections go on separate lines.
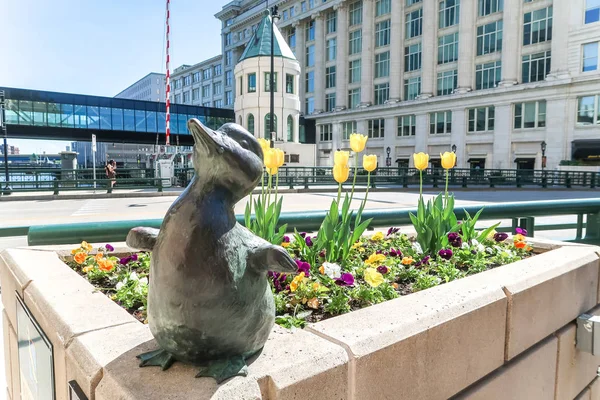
208, 0, 600, 169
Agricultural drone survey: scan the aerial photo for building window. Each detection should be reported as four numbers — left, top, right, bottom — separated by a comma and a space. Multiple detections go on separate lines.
438, 33, 459, 64
326, 66, 336, 88
468, 106, 495, 132
343, 121, 357, 140
375, 20, 391, 47
306, 20, 315, 41
327, 38, 337, 61
214, 65, 222, 76
523, 6, 553, 46
306, 45, 315, 66
202, 69, 211, 80
577, 95, 600, 125
407, 0, 422, 5
264, 113, 278, 137
374, 83, 390, 105
225, 71, 233, 86
320, 124, 332, 141
406, 9, 423, 39
404, 77, 421, 100
477, 20, 503, 56
225, 91, 233, 106
225, 33, 232, 46
349, 0, 363, 26
306, 97, 315, 114
173, 94, 181, 104
306, 71, 315, 93
586, 0, 600, 24
192, 88, 200, 101
247, 114, 255, 135
286, 74, 295, 93
183, 91, 190, 103
376, 0, 391, 16
203, 102, 210, 107
283, 10, 289, 20
202, 85, 211, 98
405, 43, 422, 72
309, 0, 315, 8
583, 42, 599, 72
327, 10, 337, 34
288, 29, 297, 48
349, 59, 362, 83
522, 51, 551, 83
173, 79, 181, 89
514, 101, 546, 129
301, 1, 307, 12
213, 82, 222, 95
248, 73, 257, 93
287, 115, 294, 141
348, 88, 361, 108
475, 61, 501, 90
430, 111, 452, 134
193, 72, 201, 83
326, 93, 337, 111
375, 51, 390, 78
478, 0, 503, 17
397, 115, 417, 137
439, 0, 460, 29
437, 70, 458, 96
368, 119, 385, 138
265, 72, 278, 92
214, 100, 223, 108
225, 51, 232, 66
349, 30, 362, 55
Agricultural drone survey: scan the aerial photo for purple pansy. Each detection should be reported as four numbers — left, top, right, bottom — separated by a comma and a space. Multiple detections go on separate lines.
493, 232, 509, 242
377, 265, 389, 274
119, 257, 131, 265
300, 232, 307, 238
447, 232, 463, 248
282, 236, 290, 243
415, 255, 430, 267
105, 244, 115, 252
438, 249, 453, 260
335, 273, 355, 287
130, 254, 138, 262
515, 227, 528, 236
268, 271, 288, 293
319, 250, 326, 258
387, 227, 400, 236
305, 236, 313, 247
295, 260, 311, 277
389, 248, 402, 258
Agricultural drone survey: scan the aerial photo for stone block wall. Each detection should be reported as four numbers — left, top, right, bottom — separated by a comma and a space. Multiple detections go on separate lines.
0, 241, 599, 399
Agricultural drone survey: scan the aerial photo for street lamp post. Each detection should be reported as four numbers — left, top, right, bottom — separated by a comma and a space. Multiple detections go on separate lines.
0, 91, 11, 195
541, 140, 547, 171
269, 6, 280, 148
386, 146, 391, 167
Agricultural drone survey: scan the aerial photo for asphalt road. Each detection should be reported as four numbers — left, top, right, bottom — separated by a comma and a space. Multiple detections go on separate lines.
1, 189, 599, 250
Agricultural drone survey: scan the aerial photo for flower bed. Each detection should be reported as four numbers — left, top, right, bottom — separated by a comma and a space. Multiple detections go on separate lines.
67, 227, 533, 328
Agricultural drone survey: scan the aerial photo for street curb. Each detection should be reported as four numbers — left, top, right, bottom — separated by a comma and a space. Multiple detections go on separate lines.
0, 186, 598, 202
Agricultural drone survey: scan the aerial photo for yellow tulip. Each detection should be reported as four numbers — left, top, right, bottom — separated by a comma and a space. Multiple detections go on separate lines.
275, 148, 285, 168
264, 148, 279, 175
349, 133, 368, 153
258, 138, 270, 155
333, 163, 350, 184
413, 153, 429, 171
440, 152, 457, 169
363, 154, 377, 172
334, 150, 350, 166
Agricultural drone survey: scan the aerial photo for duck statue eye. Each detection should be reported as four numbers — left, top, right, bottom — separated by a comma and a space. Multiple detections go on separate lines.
240, 140, 250, 150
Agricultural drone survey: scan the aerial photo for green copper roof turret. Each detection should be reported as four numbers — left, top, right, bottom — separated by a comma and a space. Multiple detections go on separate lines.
238, 12, 297, 62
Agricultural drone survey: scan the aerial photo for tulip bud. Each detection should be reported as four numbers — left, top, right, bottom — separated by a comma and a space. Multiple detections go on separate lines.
363, 154, 377, 172
413, 153, 429, 171
349, 133, 368, 153
333, 162, 350, 184
334, 150, 350, 166
440, 152, 457, 169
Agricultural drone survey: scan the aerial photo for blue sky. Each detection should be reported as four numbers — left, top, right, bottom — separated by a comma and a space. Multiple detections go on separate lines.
0, 0, 224, 153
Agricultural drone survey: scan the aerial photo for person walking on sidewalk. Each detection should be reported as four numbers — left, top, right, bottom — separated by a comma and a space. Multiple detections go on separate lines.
105, 160, 117, 189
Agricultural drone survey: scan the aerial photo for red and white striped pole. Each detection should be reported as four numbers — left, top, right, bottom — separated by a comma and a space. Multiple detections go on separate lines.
165, 0, 171, 146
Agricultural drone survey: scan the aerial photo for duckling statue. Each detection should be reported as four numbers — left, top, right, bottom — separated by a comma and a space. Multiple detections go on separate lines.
126, 119, 297, 383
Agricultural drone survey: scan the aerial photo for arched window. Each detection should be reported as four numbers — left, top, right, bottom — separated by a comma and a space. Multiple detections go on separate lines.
287, 115, 294, 142
247, 114, 255, 135
264, 113, 277, 138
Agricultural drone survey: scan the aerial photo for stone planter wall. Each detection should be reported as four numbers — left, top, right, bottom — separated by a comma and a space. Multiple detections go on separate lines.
1, 241, 600, 400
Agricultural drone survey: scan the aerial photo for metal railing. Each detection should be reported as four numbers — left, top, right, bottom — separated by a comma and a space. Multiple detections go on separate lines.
175, 167, 600, 189
11, 198, 600, 246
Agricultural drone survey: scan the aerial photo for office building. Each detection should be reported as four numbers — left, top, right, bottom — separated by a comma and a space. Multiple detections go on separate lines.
115, 72, 166, 102
170, 56, 226, 107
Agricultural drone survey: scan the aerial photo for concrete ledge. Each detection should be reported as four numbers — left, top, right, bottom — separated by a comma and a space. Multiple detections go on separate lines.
2, 241, 600, 399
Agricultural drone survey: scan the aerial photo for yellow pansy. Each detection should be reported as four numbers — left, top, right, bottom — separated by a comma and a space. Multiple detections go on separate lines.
513, 234, 526, 242
349, 133, 368, 153
364, 268, 384, 287
333, 162, 350, 184
365, 253, 386, 265
81, 241, 93, 252
363, 154, 377, 172
290, 272, 305, 292
82, 265, 94, 273
413, 153, 429, 171
307, 297, 320, 309
371, 232, 384, 241
281, 242, 290, 248
440, 152, 457, 169
334, 150, 350, 166
401, 256, 414, 265
351, 241, 363, 249
487, 229, 498, 240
